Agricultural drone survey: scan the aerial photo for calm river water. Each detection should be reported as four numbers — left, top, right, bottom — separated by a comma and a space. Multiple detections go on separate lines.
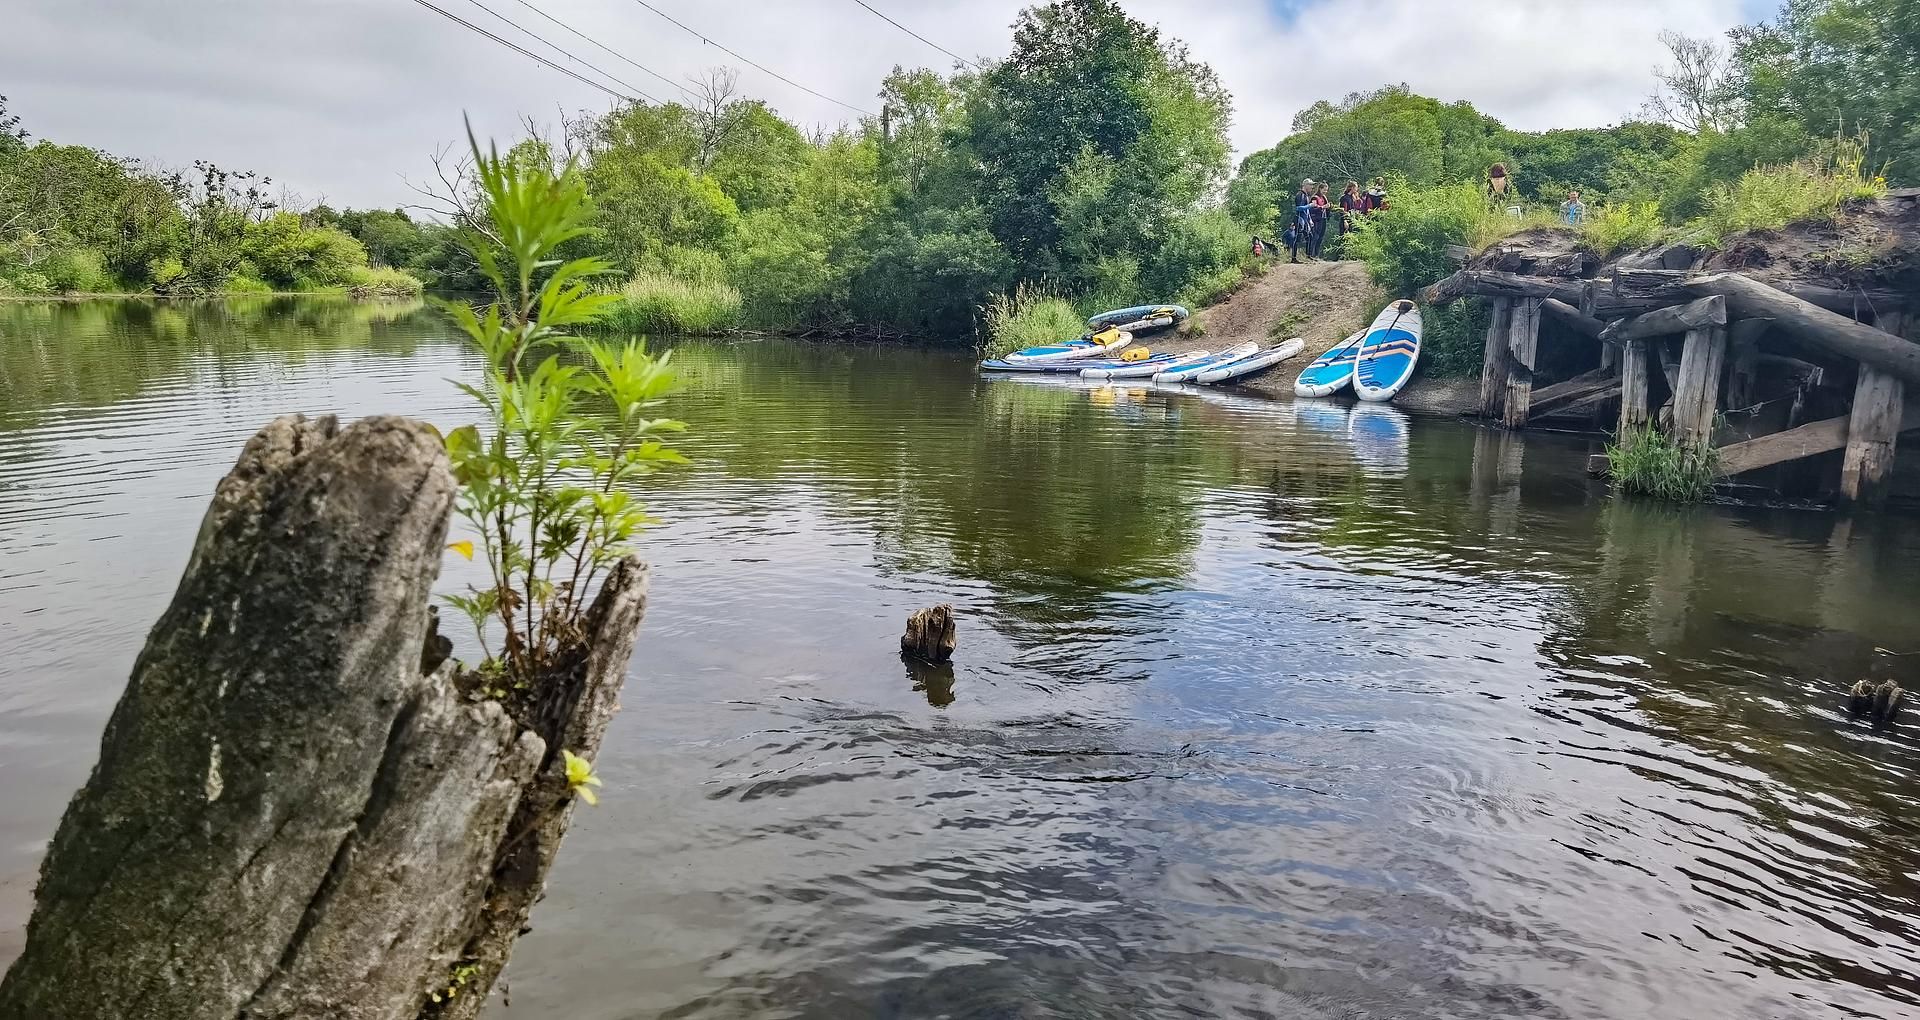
4, 299, 1920, 1019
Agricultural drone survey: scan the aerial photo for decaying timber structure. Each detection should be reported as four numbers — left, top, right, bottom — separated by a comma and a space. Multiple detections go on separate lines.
1424, 190, 1920, 506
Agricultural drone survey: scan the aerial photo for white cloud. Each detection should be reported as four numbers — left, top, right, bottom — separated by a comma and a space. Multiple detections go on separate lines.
0, 0, 1750, 208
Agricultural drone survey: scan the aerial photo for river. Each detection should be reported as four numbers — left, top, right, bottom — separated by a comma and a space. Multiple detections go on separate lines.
3, 298, 1920, 1018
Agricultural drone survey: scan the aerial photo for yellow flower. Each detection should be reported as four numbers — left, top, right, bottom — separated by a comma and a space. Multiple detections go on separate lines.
447, 540, 474, 560
562, 749, 602, 805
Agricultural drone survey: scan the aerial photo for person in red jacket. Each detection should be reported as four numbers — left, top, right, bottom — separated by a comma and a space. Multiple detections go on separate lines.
1338, 180, 1362, 235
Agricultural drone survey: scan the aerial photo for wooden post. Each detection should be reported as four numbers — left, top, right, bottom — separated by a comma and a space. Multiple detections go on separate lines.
1620, 339, 1651, 433
1479, 297, 1513, 419
1671, 325, 1729, 444
1842, 312, 1909, 507
1502, 298, 1541, 429
1724, 319, 1768, 414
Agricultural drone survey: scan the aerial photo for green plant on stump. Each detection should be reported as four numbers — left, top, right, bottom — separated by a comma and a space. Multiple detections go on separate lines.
439, 129, 688, 695
1607, 425, 1719, 502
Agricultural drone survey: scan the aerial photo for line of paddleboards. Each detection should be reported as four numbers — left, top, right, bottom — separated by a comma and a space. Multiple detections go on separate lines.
985, 337, 1306, 385
1292, 299, 1422, 402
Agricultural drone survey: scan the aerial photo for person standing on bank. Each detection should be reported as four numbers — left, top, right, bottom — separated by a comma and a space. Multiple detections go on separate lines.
1366, 176, 1388, 213
1289, 179, 1314, 263
1339, 181, 1362, 235
1561, 189, 1587, 225
1487, 162, 1511, 206
1307, 184, 1330, 259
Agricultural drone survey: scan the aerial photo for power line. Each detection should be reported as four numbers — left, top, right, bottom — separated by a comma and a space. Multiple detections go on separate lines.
849, 0, 983, 70
621, 0, 875, 116
457, 0, 662, 103
405, 0, 641, 103
499, 0, 700, 102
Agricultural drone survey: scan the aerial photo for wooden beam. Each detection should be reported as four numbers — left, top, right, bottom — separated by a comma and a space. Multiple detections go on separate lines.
1503, 298, 1542, 428
1425, 270, 1586, 307
1717, 395, 1920, 476
1670, 325, 1728, 444
1614, 269, 1907, 319
1529, 369, 1619, 417
1683, 273, 1920, 386
1620, 339, 1651, 432
1599, 295, 1727, 344
1479, 297, 1513, 418
1541, 297, 1607, 340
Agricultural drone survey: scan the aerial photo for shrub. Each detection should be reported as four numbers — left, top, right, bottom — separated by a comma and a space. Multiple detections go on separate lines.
601, 272, 743, 335
1696, 135, 1886, 242
42, 246, 115, 293
1607, 426, 1719, 502
224, 273, 274, 295
346, 264, 425, 299
1419, 300, 1494, 378
981, 281, 1084, 358
1580, 202, 1665, 256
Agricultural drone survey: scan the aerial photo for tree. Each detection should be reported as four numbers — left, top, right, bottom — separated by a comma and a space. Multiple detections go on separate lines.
963, 0, 1231, 276
1643, 30, 1744, 134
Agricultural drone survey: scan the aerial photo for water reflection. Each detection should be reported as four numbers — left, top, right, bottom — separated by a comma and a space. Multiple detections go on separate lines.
3, 302, 1920, 1018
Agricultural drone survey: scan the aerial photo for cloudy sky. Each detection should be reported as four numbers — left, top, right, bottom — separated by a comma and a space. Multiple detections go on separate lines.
4, 0, 1773, 210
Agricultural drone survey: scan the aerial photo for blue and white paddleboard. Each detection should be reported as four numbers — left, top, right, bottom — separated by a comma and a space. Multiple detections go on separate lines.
1003, 327, 1132, 364
1352, 300, 1422, 402
1195, 338, 1304, 384
1087, 304, 1190, 332
1292, 329, 1365, 398
1150, 341, 1258, 383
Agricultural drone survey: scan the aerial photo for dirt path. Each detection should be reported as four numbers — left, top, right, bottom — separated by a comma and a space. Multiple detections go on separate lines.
1161, 259, 1474, 412
1167, 260, 1375, 398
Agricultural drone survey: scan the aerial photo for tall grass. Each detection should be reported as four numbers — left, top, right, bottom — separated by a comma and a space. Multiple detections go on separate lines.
1606, 426, 1720, 502
602, 272, 742, 335
346, 265, 425, 299
981, 282, 1085, 358
1697, 136, 1887, 243
1580, 202, 1665, 256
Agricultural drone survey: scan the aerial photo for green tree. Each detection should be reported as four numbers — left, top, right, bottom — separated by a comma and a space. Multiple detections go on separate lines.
964, 0, 1231, 276
1731, 0, 1919, 182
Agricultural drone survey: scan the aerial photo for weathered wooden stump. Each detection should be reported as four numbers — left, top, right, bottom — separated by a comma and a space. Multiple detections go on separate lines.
901, 604, 957, 664
0, 414, 650, 1020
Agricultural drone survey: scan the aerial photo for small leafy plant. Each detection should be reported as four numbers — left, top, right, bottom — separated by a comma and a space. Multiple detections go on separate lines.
440, 129, 687, 689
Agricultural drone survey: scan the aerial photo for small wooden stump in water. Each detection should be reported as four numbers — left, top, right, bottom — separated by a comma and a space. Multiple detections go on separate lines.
901, 604, 957, 664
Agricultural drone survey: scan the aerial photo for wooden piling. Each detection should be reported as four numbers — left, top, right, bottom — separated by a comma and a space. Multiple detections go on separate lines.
1502, 298, 1541, 429
1620, 339, 1651, 433
1670, 325, 1728, 445
1841, 313, 1910, 507
1479, 297, 1513, 419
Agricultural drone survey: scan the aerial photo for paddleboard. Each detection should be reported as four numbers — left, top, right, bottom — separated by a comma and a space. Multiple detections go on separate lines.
1082, 348, 1212, 379
1003, 327, 1132, 364
1352, 300, 1422, 402
1150, 341, 1259, 383
1292, 329, 1366, 398
1087, 304, 1190, 332
982, 350, 1172, 374
1195, 338, 1305, 384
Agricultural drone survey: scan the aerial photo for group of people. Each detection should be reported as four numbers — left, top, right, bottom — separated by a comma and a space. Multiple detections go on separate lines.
1250, 176, 1390, 264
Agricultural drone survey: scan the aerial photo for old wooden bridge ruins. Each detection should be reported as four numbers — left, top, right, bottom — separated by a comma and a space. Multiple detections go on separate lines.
1423, 191, 1919, 506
